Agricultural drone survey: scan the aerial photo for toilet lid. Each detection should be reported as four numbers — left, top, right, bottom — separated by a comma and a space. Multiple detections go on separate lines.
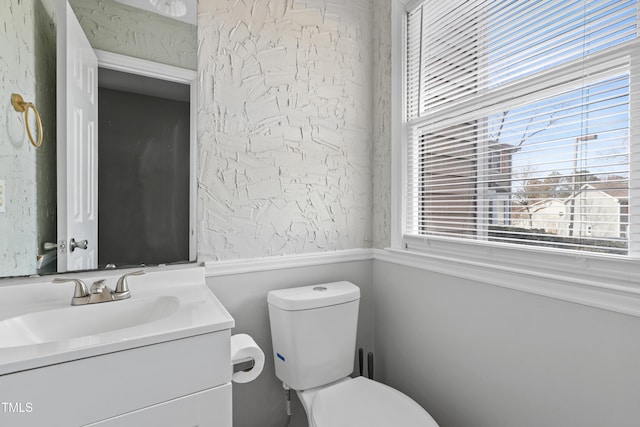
310, 377, 439, 427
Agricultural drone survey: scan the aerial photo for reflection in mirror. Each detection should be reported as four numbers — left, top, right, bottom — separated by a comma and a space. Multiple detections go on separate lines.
0, 0, 57, 277
0, 0, 197, 279
97, 69, 191, 268
69, 0, 196, 70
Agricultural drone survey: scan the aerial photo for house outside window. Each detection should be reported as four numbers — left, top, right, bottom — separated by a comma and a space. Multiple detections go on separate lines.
403, 0, 637, 256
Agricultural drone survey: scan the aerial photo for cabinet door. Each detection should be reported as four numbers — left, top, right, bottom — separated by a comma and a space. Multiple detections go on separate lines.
84, 384, 232, 427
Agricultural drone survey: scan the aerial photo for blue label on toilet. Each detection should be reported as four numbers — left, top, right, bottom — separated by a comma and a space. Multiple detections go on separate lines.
277, 353, 285, 362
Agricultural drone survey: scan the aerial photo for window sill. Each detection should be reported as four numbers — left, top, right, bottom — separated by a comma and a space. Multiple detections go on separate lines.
375, 236, 640, 317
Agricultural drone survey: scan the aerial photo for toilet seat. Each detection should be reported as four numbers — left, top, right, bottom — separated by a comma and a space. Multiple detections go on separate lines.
309, 377, 439, 427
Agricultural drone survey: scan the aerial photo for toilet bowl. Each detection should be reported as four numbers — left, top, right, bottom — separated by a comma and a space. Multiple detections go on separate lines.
298, 376, 439, 427
267, 282, 440, 427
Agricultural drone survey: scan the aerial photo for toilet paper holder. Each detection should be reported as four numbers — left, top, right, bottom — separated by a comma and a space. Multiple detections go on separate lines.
233, 356, 256, 373
230, 333, 264, 383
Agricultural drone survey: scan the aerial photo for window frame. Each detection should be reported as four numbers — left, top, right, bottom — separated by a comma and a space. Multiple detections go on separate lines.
390, 0, 640, 316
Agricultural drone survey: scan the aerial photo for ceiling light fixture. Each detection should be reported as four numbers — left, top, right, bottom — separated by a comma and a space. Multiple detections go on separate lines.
149, 0, 187, 18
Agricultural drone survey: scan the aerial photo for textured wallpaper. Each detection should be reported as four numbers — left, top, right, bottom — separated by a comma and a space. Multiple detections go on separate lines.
197, 0, 374, 260
69, 0, 196, 70
372, 0, 392, 248
0, 0, 56, 276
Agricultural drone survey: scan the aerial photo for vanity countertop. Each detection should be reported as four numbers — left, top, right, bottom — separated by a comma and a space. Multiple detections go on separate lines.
0, 266, 234, 375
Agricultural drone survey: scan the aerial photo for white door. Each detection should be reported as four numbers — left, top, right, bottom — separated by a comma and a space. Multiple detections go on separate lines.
56, 0, 98, 272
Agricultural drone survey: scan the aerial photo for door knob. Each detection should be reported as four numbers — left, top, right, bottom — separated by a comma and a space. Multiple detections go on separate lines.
70, 238, 89, 252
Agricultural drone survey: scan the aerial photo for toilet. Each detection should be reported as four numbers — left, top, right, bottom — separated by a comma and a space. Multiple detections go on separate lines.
267, 281, 439, 427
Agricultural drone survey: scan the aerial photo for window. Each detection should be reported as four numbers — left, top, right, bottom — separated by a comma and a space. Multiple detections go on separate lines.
404, 0, 638, 256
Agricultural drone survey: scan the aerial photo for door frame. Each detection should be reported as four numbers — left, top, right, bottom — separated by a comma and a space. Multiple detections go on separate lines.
95, 50, 198, 262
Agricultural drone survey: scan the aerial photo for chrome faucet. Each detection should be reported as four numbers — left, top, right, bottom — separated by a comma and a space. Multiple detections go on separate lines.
53, 270, 145, 306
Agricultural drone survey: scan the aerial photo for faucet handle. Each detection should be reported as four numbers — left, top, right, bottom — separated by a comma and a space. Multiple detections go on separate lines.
90, 279, 108, 294
114, 270, 145, 298
52, 278, 90, 305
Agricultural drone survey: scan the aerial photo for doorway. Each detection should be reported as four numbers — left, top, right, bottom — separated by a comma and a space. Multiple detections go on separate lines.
95, 51, 197, 268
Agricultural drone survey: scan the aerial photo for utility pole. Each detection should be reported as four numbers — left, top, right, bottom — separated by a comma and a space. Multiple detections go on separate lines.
568, 134, 597, 237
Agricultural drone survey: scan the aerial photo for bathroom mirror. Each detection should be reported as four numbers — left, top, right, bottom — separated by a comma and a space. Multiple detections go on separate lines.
0, 0, 197, 279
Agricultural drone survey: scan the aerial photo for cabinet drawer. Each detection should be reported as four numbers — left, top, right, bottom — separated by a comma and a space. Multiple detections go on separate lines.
84, 383, 232, 427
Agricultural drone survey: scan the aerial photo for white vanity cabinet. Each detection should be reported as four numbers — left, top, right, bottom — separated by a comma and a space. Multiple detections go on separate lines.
0, 267, 235, 427
0, 330, 232, 427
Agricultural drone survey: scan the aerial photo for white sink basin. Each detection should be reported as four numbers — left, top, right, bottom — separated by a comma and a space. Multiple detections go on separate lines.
0, 267, 234, 375
0, 296, 179, 348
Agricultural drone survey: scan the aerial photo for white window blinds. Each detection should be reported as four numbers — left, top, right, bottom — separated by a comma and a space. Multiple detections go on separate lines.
405, 0, 638, 255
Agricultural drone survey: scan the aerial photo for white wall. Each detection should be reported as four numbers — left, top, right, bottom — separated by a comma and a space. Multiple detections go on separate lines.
373, 260, 640, 427
197, 0, 374, 261
206, 259, 374, 427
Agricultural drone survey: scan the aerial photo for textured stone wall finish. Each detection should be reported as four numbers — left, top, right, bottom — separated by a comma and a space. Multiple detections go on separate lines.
198, 0, 374, 260
372, 0, 392, 248
69, 0, 197, 70
0, 0, 56, 276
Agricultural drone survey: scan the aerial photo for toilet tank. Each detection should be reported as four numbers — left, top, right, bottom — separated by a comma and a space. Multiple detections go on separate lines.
268, 282, 360, 390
